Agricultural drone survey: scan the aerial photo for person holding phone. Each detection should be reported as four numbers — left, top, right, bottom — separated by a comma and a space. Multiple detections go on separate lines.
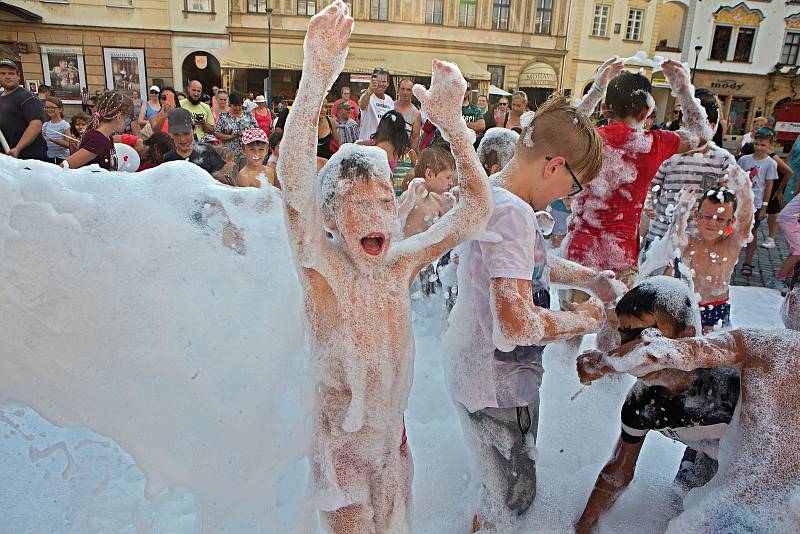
357, 66, 394, 142
180, 79, 215, 141
150, 87, 178, 134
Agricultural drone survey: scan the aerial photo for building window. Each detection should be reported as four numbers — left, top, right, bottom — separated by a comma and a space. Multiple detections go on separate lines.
492, 0, 511, 31
625, 8, 643, 41
370, 0, 388, 20
782, 32, 800, 65
459, 0, 477, 28
535, 0, 552, 35
186, 0, 212, 11
297, 0, 316, 16
426, 0, 443, 24
710, 25, 732, 61
248, 0, 268, 12
592, 4, 609, 37
488, 65, 505, 88
733, 27, 755, 62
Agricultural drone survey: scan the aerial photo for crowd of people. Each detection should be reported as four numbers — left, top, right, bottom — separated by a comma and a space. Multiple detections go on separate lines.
2, 3, 800, 532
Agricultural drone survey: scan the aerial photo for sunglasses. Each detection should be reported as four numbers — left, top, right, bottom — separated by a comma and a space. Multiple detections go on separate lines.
497, 102, 508, 106
618, 325, 657, 343
150, 90, 160, 94
546, 156, 583, 197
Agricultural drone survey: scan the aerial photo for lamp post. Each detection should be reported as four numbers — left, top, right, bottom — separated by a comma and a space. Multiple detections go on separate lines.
692, 45, 703, 83
267, 5, 273, 110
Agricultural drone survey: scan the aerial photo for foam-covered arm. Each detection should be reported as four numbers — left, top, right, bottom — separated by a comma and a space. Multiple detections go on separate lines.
490, 278, 603, 348
576, 56, 623, 116
665, 187, 696, 253
548, 253, 627, 307
398, 61, 493, 270
728, 166, 755, 243
397, 177, 427, 227
277, 2, 352, 260
601, 330, 742, 378
662, 60, 713, 152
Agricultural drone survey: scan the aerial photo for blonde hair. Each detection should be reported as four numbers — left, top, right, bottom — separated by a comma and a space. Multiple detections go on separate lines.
517, 92, 603, 183
89, 90, 133, 130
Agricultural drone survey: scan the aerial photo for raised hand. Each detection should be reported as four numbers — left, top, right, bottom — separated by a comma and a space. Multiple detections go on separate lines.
412, 60, 468, 134
589, 270, 628, 308
303, 1, 354, 91
595, 56, 624, 89
576, 350, 613, 385
661, 59, 691, 94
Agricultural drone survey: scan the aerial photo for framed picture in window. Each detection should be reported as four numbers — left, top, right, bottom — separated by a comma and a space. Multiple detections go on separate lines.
103, 48, 147, 100
40, 45, 87, 105
27, 80, 39, 93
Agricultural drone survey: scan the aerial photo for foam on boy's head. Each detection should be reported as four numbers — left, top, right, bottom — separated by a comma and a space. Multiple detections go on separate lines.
698, 187, 737, 212
319, 144, 391, 217
477, 128, 519, 174
604, 71, 652, 121
616, 276, 700, 335
516, 92, 603, 184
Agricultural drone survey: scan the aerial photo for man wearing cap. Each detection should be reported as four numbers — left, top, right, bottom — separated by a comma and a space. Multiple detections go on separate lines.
332, 86, 359, 124
0, 58, 47, 160
358, 67, 394, 142
334, 100, 358, 145
180, 79, 215, 142
162, 107, 225, 175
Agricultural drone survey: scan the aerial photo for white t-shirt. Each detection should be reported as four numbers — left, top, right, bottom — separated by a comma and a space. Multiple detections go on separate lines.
737, 154, 778, 208
444, 187, 549, 413
357, 92, 394, 142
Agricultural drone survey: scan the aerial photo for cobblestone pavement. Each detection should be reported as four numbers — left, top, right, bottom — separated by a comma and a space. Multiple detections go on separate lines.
732, 223, 790, 288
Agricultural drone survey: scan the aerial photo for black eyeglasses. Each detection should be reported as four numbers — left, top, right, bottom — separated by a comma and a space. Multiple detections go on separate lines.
497, 102, 508, 106
546, 156, 583, 197
618, 325, 657, 343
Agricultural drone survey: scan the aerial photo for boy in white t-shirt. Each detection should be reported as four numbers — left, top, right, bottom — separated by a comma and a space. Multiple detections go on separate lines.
446, 95, 627, 531
358, 67, 394, 141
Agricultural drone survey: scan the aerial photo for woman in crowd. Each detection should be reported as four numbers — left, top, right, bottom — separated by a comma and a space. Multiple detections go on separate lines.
42, 96, 72, 165
214, 91, 258, 160
149, 87, 177, 133
253, 95, 272, 137
212, 90, 229, 123
316, 100, 340, 159
138, 86, 161, 128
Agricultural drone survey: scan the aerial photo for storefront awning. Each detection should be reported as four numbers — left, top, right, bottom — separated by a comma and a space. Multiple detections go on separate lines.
220, 41, 490, 81
489, 84, 511, 96
518, 62, 557, 89
220, 42, 304, 70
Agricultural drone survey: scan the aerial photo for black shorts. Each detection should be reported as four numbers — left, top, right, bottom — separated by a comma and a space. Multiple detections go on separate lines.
767, 178, 786, 215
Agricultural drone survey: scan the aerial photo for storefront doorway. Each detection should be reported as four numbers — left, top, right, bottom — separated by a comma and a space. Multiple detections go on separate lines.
727, 97, 751, 136
181, 52, 221, 94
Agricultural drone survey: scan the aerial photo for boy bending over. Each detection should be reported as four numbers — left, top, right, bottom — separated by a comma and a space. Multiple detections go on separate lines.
277, 4, 493, 533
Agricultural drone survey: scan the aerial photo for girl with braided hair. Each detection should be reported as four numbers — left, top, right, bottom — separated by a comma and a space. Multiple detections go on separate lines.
63, 90, 133, 171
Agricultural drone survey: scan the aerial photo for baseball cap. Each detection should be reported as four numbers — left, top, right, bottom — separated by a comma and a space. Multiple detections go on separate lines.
168, 108, 194, 134
0, 58, 18, 70
241, 128, 269, 145
149, 85, 161, 93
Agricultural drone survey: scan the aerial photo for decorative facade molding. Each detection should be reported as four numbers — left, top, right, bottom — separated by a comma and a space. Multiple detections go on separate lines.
713, 3, 765, 27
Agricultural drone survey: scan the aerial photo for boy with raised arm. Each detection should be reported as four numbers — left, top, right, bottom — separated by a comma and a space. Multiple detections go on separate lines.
277, 4, 493, 533
567, 57, 714, 350
444, 94, 628, 531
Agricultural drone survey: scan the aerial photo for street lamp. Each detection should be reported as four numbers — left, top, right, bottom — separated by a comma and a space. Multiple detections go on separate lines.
692, 45, 703, 83
266, 6, 273, 110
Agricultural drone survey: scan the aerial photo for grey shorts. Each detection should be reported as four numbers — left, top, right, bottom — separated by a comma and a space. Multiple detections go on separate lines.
459, 401, 539, 517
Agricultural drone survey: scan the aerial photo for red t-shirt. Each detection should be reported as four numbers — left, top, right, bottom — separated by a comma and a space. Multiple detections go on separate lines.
566, 123, 681, 271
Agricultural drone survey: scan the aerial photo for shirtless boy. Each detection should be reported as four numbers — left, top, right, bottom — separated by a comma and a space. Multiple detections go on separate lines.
233, 128, 278, 188
659, 167, 755, 332
401, 145, 456, 237
277, 4, 493, 532
580, 309, 800, 533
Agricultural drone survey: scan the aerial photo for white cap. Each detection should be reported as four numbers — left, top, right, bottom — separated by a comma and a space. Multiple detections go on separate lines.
149, 85, 161, 93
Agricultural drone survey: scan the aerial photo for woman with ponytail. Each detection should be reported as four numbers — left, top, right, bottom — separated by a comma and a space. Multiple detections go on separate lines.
64, 90, 133, 170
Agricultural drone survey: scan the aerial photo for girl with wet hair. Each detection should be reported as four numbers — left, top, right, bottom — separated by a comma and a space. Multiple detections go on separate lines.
63, 91, 133, 171
366, 110, 413, 172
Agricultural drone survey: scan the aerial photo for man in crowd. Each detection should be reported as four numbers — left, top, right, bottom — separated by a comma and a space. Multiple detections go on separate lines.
0, 58, 47, 160
358, 66, 393, 141
334, 101, 358, 145
180, 79, 215, 141
462, 81, 485, 141
476, 94, 489, 115
332, 85, 359, 123
394, 78, 420, 149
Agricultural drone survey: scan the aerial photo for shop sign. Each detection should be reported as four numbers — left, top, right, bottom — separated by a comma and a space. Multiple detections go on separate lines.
775, 121, 800, 134
709, 79, 743, 91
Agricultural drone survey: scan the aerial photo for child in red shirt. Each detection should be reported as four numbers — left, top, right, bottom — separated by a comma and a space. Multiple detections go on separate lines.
565, 58, 714, 349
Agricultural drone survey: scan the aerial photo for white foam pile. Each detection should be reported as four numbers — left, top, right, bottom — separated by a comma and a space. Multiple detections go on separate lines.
0, 156, 794, 533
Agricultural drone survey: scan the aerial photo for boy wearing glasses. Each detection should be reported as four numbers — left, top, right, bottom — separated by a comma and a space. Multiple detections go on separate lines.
445, 94, 627, 531
566, 58, 714, 350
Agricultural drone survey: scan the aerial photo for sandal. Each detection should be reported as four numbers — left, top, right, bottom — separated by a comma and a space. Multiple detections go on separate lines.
741, 263, 753, 277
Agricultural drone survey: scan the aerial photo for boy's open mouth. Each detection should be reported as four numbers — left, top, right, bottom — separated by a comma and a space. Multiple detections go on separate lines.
360, 233, 385, 256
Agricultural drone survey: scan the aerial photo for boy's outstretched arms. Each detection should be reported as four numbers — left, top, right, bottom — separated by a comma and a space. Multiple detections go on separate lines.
548, 254, 628, 307
394, 60, 493, 273
277, 1, 353, 264
576, 56, 624, 116
662, 60, 714, 153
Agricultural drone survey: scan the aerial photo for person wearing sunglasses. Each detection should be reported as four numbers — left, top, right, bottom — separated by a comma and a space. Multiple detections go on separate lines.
138, 85, 161, 128
575, 276, 741, 534
149, 87, 177, 133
